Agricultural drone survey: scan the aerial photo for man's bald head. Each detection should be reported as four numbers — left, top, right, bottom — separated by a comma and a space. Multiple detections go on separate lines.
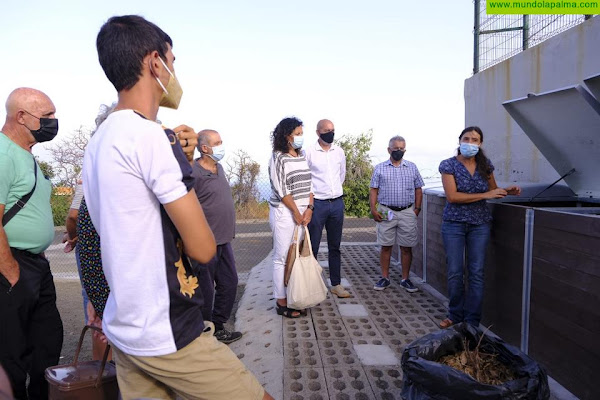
5, 88, 55, 119
197, 129, 221, 150
2, 87, 56, 152
316, 119, 334, 133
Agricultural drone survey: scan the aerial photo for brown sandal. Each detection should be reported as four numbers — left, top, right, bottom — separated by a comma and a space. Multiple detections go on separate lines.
439, 318, 454, 329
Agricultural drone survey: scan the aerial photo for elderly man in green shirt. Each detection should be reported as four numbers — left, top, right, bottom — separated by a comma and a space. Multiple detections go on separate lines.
0, 88, 63, 400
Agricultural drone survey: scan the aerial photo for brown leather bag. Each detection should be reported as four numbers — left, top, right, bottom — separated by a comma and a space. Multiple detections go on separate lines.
45, 325, 118, 399
284, 225, 311, 286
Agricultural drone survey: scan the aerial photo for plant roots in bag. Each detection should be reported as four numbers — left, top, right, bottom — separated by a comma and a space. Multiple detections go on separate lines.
401, 323, 550, 400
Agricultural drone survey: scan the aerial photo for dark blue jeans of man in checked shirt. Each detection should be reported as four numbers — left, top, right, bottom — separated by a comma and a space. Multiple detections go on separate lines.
441, 221, 491, 326
308, 197, 344, 286
196, 243, 238, 331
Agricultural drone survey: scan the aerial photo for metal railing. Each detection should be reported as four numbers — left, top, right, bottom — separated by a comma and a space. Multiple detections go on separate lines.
473, 0, 594, 73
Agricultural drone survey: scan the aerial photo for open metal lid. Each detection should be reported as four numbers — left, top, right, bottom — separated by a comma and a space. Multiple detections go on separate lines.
503, 85, 600, 198
584, 73, 600, 102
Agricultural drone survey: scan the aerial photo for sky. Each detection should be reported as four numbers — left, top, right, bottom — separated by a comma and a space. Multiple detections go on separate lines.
1, 0, 474, 182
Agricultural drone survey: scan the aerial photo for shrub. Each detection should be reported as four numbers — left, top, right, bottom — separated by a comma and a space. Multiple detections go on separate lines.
51, 192, 72, 226
236, 200, 270, 220
337, 131, 374, 218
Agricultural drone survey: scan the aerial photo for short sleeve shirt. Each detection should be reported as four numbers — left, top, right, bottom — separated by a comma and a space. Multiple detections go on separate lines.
268, 151, 312, 207
439, 156, 495, 225
70, 183, 84, 210
83, 110, 203, 357
192, 161, 235, 245
0, 132, 54, 254
370, 159, 424, 208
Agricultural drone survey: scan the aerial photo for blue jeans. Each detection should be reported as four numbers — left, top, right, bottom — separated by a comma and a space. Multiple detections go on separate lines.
308, 197, 344, 286
441, 221, 491, 326
195, 243, 238, 331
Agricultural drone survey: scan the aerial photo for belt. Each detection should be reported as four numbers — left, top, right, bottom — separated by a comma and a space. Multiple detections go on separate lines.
315, 196, 343, 202
381, 203, 412, 212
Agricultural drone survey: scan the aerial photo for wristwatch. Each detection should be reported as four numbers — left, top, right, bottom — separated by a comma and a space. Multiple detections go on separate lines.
307, 204, 315, 211
415, 207, 421, 211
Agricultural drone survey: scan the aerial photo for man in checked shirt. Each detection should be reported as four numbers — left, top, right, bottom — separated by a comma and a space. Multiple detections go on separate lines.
369, 135, 424, 292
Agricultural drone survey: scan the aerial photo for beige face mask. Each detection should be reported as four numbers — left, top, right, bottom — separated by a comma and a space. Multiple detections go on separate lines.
155, 57, 183, 109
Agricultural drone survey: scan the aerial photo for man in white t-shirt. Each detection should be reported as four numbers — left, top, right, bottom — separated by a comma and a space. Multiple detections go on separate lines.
84, 15, 271, 400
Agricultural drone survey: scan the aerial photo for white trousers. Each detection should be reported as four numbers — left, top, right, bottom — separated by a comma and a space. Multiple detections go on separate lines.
269, 205, 306, 300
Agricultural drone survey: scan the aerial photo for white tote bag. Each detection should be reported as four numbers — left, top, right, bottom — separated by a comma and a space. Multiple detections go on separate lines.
287, 225, 328, 310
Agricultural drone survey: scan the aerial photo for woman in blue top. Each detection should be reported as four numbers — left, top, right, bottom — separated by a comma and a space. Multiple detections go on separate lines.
438, 126, 520, 328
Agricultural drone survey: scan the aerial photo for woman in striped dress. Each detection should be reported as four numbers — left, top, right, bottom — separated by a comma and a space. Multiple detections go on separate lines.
268, 117, 315, 318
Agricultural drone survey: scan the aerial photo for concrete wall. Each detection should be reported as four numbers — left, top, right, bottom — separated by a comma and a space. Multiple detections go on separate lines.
464, 16, 600, 184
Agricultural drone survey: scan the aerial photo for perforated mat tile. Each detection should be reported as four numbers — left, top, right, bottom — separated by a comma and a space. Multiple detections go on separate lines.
284, 368, 329, 400
387, 297, 422, 315
343, 317, 382, 340
386, 335, 418, 358
364, 367, 404, 400
317, 339, 360, 368
284, 317, 317, 341
313, 316, 350, 340
400, 314, 439, 336
285, 340, 323, 368
370, 315, 413, 339
323, 367, 377, 400
312, 300, 340, 318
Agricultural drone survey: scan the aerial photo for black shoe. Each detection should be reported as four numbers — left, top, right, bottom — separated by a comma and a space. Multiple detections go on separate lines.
214, 329, 243, 344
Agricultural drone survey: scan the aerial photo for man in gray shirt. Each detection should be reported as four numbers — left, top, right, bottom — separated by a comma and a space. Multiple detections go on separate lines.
192, 129, 242, 344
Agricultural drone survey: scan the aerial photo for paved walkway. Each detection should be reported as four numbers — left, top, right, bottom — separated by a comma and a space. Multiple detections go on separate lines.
230, 244, 446, 400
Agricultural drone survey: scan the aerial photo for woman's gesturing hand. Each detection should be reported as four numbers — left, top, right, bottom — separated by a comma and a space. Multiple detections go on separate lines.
486, 188, 508, 199
505, 185, 521, 196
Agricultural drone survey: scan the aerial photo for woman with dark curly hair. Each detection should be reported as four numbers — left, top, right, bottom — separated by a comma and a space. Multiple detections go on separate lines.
438, 126, 521, 329
268, 117, 314, 318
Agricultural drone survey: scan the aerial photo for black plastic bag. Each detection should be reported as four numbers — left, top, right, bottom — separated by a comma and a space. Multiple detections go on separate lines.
401, 323, 549, 400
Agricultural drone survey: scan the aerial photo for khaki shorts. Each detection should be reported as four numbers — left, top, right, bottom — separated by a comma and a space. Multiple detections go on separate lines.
376, 205, 418, 247
111, 322, 264, 400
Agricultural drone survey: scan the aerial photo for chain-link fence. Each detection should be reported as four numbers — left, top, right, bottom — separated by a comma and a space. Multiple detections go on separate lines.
47, 180, 377, 281
474, 0, 594, 73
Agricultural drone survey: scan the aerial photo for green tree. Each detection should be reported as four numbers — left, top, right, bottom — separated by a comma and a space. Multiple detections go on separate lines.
34, 157, 69, 226
36, 158, 55, 180
338, 130, 374, 217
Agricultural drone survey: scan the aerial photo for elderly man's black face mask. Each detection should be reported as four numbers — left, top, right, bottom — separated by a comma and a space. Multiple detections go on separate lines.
391, 149, 404, 161
23, 110, 59, 143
